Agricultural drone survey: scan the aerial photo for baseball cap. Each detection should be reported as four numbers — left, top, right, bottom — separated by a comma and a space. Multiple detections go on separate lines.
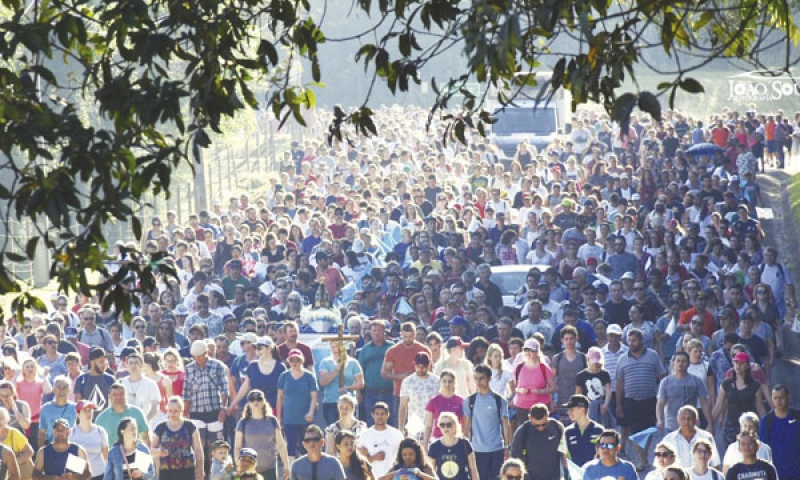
620, 271, 635, 281
733, 352, 751, 363
449, 316, 468, 326
256, 337, 275, 347
446, 337, 467, 349
287, 349, 304, 361
238, 448, 258, 459
562, 394, 590, 409
119, 347, 138, 359
53, 418, 71, 429
76, 400, 97, 414
414, 351, 431, 365
587, 346, 604, 364
190, 340, 208, 356
607, 324, 623, 336
523, 338, 540, 352
240, 333, 257, 344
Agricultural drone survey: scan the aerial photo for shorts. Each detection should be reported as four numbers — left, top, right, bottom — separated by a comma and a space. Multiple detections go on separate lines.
620, 397, 657, 434
767, 140, 778, 153
284, 424, 308, 456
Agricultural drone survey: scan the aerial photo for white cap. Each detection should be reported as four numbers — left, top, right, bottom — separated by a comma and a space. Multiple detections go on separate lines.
190, 340, 208, 356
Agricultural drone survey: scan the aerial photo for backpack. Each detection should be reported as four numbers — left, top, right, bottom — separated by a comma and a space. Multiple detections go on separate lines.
467, 391, 503, 427
514, 361, 553, 411
759, 262, 786, 278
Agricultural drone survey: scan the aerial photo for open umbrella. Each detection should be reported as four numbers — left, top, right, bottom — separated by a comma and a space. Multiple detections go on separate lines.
686, 142, 724, 155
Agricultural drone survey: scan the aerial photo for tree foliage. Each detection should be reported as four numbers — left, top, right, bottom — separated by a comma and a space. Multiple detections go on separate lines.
0, 0, 797, 320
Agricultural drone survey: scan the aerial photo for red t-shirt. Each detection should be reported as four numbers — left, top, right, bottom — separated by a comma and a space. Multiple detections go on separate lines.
384, 342, 431, 395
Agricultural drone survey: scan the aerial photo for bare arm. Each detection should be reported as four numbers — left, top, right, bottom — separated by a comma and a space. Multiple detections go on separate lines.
422, 411, 433, 453
656, 397, 666, 429
192, 427, 205, 479
11, 402, 31, 430
712, 386, 726, 427
398, 396, 409, 433
318, 365, 340, 387
275, 425, 290, 480
228, 376, 252, 415
152, 432, 162, 474
4, 448, 19, 480
276, 389, 284, 422
467, 452, 479, 480
234, 431, 243, 468
700, 396, 714, 433
16, 441, 33, 466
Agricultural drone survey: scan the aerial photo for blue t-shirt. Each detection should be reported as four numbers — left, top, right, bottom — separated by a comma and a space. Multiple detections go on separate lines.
462, 392, 508, 452
318, 357, 363, 404
245, 360, 286, 409
760, 411, 800, 480
582, 459, 638, 480
39, 401, 77, 443
277, 370, 318, 425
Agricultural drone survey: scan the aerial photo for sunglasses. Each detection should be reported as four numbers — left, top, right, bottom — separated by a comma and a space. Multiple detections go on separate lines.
505, 476, 523, 480
654, 451, 674, 458
303, 437, 321, 443
597, 443, 617, 450
248, 397, 264, 403
438, 422, 453, 428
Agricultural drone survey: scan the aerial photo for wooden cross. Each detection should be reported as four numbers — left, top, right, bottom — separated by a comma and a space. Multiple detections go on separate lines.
322, 323, 360, 388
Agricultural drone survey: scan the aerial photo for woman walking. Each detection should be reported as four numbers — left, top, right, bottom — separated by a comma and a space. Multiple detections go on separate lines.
234, 389, 289, 480
68, 401, 108, 480
104, 417, 156, 480
151, 397, 204, 480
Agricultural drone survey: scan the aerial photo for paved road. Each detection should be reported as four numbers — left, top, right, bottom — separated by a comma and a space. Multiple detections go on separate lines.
759, 167, 800, 408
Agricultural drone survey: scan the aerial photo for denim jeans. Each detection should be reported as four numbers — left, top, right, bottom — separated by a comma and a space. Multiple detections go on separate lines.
476, 450, 505, 480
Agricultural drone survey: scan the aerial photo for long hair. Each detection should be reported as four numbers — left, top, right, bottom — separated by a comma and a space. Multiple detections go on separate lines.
394, 437, 428, 470
242, 389, 273, 419
116, 417, 136, 446
335, 430, 373, 480
484, 343, 505, 379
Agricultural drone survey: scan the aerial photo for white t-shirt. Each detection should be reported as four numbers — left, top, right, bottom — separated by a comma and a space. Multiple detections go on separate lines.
399, 374, 440, 434
120, 376, 161, 416
357, 426, 404, 478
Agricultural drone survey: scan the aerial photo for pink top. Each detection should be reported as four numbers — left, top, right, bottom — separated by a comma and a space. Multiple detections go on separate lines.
425, 393, 464, 439
514, 362, 554, 409
15, 379, 44, 421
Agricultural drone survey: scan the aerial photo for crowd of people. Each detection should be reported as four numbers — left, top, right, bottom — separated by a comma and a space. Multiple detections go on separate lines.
0, 104, 799, 480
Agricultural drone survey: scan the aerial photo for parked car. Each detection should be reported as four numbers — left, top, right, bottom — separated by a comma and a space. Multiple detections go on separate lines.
490, 264, 549, 307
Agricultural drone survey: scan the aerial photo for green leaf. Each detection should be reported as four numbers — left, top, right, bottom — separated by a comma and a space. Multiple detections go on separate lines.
637, 91, 661, 123
611, 93, 638, 134
679, 78, 705, 94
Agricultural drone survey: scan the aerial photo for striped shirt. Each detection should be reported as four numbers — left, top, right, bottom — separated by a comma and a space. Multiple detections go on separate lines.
615, 348, 666, 400
601, 343, 628, 392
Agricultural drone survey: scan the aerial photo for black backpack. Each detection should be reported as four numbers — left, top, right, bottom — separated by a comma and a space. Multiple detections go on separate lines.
467, 391, 503, 425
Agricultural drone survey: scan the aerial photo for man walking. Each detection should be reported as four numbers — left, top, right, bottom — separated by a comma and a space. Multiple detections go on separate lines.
357, 402, 404, 479
582, 429, 638, 480
357, 320, 394, 424
464, 364, 511, 480
759, 385, 800, 480
510, 404, 569, 480
563, 394, 605, 467
398, 352, 439, 441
